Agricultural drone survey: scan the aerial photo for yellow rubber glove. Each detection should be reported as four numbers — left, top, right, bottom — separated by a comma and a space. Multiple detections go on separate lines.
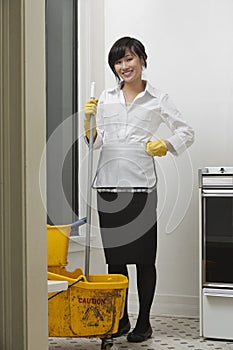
146, 139, 168, 157
84, 99, 98, 139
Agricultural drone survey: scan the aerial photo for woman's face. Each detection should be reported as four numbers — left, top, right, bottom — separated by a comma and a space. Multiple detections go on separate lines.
114, 49, 144, 84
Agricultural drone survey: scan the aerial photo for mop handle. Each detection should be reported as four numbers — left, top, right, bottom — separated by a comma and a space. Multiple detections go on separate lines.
85, 82, 95, 280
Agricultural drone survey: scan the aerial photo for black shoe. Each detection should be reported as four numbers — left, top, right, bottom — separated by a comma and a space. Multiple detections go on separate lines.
113, 320, 131, 338
127, 325, 152, 343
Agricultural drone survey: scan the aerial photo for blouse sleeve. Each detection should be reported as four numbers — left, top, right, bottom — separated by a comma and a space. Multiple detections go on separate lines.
159, 93, 194, 155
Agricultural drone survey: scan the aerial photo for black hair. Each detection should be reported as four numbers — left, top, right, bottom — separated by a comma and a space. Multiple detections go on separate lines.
108, 36, 148, 82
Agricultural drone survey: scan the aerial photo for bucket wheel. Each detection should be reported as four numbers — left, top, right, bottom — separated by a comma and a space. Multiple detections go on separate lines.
101, 337, 113, 350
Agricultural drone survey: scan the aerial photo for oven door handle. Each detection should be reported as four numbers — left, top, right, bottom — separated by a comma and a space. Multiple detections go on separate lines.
203, 290, 233, 298
202, 189, 233, 197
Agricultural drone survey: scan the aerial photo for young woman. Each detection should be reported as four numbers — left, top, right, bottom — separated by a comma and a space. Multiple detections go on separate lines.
84, 36, 194, 343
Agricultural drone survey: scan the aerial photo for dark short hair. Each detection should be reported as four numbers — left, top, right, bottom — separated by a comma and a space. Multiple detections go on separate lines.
108, 36, 148, 82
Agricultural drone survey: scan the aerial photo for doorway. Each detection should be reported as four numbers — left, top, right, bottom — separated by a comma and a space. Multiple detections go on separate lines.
46, 0, 79, 225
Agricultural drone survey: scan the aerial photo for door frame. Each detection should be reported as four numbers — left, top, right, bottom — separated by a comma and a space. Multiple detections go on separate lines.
0, 1, 48, 349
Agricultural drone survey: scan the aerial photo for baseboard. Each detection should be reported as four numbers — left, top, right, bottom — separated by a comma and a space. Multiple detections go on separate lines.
129, 292, 199, 318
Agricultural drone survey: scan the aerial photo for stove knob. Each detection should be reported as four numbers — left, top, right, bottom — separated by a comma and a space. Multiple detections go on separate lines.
220, 167, 225, 173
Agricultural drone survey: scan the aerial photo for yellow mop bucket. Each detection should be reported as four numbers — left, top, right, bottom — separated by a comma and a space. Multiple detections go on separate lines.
47, 218, 86, 269
47, 224, 70, 268
48, 268, 128, 338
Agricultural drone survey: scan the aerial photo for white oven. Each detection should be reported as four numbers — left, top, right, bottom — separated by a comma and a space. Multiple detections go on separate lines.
199, 167, 233, 340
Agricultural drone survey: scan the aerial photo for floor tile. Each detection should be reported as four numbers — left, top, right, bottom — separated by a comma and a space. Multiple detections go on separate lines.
48, 316, 233, 350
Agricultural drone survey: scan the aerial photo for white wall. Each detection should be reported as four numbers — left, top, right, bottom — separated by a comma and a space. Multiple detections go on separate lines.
76, 0, 233, 317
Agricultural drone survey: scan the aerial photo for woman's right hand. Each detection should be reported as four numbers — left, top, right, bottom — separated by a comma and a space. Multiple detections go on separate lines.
84, 99, 98, 117
84, 99, 98, 139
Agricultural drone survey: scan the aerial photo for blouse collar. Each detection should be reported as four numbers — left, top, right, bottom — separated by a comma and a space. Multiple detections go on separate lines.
108, 80, 159, 98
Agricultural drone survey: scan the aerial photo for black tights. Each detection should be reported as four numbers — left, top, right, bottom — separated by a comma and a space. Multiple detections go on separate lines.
108, 263, 156, 332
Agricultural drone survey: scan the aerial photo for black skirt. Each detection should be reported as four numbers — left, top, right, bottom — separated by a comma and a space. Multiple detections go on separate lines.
97, 189, 157, 265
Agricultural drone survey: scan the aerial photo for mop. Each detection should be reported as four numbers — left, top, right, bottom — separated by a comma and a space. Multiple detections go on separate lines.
85, 82, 96, 280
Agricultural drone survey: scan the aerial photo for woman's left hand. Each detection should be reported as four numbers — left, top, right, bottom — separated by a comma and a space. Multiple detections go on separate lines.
146, 139, 168, 157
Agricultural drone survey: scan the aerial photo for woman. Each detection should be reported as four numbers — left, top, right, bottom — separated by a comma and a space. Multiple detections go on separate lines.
84, 36, 194, 343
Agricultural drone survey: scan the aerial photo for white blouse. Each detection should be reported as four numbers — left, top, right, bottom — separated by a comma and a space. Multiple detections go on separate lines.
91, 81, 194, 191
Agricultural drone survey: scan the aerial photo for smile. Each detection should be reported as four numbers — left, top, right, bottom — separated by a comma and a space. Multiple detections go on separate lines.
122, 70, 132, 77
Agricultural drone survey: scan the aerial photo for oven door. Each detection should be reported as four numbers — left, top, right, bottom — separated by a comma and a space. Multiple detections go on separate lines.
202, 189, 233, 287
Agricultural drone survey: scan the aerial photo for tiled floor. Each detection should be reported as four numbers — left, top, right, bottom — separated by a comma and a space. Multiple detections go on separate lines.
49, 315, 233, 349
